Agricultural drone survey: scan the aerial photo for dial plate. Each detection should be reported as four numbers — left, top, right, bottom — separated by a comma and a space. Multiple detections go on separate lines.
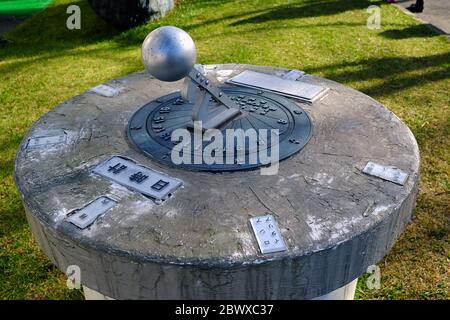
127, 87, 312, 172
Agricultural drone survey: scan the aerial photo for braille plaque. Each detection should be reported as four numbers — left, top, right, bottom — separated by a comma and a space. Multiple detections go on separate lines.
26, 132, 67, 148
93, 156, 182, 200
90, 84, 123, 97
362, 161, 409, 185
227, 70, 329, 103
249, 214, 287, 254
67, 196, 116, 229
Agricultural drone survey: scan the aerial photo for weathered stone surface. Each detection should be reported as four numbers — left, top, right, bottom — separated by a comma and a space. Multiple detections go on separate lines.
14, 64, 420, 299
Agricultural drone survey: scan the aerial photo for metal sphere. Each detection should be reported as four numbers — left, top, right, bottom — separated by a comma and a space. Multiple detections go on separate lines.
142, 26, 197, 82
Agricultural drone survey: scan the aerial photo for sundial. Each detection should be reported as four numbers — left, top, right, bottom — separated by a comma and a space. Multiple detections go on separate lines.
14, 26, 420, 300
129, 26, 312, 171
128, 87, 312, 171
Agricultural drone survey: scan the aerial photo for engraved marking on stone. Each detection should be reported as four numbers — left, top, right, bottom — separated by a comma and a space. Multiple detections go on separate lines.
108, 163, 127, 174
67, 196, 117, 229
129, 171, 149, 184
249, 214, 287, 254
159, 107, 171, 113
160, 132, 171, 140
93, 156, 183, 200
173, 99, 184, 105
154, 125, 165, 133
153, 116, 165, 123
89, 84, 122, 97
151, 179, 169, 191
26, 133, 67, 149
362, 161, 409, 186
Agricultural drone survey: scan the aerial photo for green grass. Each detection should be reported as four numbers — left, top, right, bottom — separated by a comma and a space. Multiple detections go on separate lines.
0, 0, 449, 299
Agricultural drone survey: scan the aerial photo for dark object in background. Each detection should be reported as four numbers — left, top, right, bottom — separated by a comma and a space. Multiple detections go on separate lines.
407, 0, 424, 13
87, 0, 175, 30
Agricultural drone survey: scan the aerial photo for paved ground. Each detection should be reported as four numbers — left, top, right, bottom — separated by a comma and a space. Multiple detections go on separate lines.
0, 15, 25, 37
394, 0, 450, 35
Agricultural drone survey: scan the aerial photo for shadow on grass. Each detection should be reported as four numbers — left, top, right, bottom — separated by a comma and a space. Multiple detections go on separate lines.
0, 0, 121, 58
229, 0, 383, 26
0, 1, 120, 240
0, 0, 137, 76
380, 24, 444, 39
307, 52, 450, 98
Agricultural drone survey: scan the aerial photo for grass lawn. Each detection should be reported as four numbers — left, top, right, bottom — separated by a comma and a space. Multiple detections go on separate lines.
0, 0, 448, 299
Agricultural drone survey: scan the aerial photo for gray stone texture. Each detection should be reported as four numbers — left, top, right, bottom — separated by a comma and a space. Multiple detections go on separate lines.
14, 64, 420, 299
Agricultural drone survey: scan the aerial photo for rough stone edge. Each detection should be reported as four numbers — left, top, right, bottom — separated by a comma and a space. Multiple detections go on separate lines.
19, 175, 419, 299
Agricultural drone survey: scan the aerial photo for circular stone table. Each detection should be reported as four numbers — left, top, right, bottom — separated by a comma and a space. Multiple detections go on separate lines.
14, 64, 420, 300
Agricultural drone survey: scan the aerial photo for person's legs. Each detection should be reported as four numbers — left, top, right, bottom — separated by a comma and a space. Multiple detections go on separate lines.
407, 0, 424, 13
416, 0, 424, 10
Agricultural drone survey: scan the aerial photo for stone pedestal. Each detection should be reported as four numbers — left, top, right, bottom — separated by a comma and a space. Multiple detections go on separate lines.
14, 64, 420, 299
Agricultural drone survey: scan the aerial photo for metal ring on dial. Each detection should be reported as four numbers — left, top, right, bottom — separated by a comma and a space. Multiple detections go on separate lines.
127, 87, 313, 172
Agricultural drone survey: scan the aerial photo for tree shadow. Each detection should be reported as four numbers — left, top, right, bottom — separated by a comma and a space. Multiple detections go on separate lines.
229, 0, 383, 26
380, 24, 446, 39
191, 21, 409, 41
307, 52, 450, 98
0, 0, 121, 59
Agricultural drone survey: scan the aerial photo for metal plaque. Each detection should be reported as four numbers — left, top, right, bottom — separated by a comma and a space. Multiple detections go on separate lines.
227, 70, 329, 103
362, 161, 409, 185
26, 132, 66, 148
281, 69, 305, 81
67, 196, 116, 229
90, 84, 123, 97
249, 214, 287, 254
93, 156, 183, 200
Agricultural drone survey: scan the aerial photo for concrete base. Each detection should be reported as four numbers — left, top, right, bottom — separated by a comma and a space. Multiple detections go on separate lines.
15, 64, 420, 299
313, 279, 357, 300
83, 286, 114, 300
83, 278, 358, 300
